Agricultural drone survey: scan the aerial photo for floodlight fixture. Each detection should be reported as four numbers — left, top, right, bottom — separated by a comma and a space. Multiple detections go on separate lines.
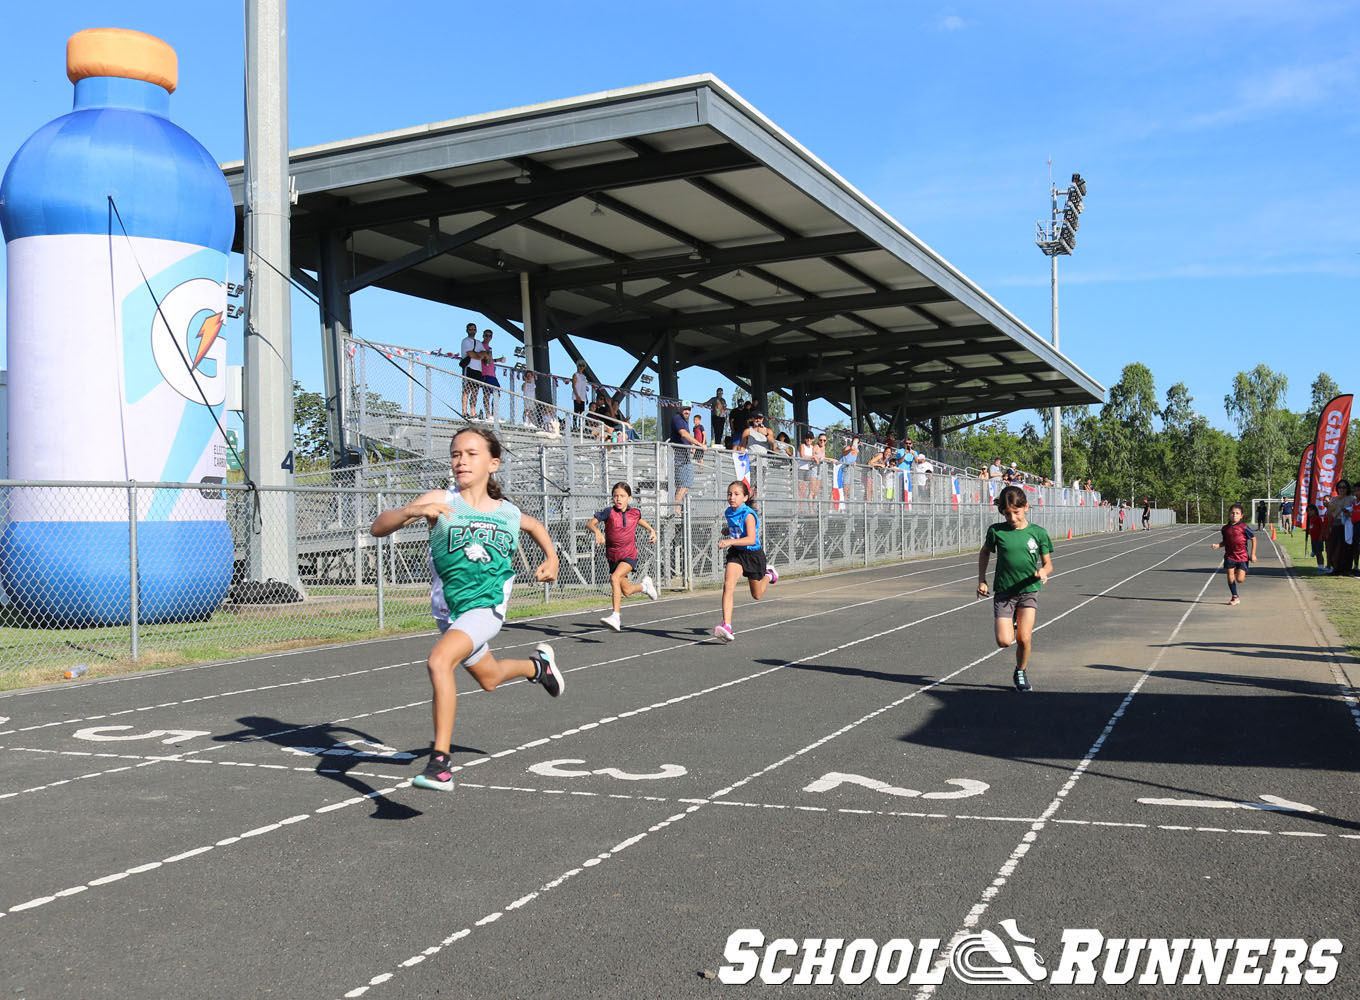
1034, 163, 1090, 487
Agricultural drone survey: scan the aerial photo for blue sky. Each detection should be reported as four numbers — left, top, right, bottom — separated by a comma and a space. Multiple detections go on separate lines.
1, 1, 1356, 438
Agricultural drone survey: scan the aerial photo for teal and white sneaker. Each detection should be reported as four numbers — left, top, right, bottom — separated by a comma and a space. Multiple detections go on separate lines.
413, 750, 454, 792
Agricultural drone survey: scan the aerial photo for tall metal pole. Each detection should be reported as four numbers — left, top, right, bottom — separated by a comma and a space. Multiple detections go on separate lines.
1050, 184, 1063, 487
244, 0, 299, 587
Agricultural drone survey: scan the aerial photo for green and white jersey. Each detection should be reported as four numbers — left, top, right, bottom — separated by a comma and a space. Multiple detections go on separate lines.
428, 490, 522, 622
984, 521, 1053, 596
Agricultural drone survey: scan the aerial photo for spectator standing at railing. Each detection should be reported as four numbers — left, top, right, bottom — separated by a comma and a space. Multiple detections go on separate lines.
987, 457, 1003, 480
460, 322, 486, 417
478, 330, 504, 421
742, 410, 772, 492
608, 396, 638, 442
840, 436, 861, 502
692, 414, 707, 466
797, 431, 816, 510
811, 433, 827, 502
571, 360, 591, 432
704, 388, 727, 448
728, 398, 751, 450
669, 403, 706, 515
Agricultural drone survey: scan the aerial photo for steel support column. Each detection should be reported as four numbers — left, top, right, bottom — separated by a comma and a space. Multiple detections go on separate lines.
243, 0, 298, 587
318, 231, 353, 465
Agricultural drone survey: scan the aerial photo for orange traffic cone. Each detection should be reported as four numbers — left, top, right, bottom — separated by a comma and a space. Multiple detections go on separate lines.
1271, 525, 1277, 541
1066, 527, 1073, 540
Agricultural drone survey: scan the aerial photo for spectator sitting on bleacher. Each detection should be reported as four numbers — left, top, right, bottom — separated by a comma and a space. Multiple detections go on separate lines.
914, 451, 934, 477
1002, 462, 1020, 484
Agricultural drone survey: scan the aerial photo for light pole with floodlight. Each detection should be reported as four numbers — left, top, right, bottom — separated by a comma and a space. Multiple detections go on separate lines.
1035, 169, 1087, 487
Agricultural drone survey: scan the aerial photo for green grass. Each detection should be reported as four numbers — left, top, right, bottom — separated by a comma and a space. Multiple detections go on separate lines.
1297, 565, 1360, 662
0, 542, 994, 691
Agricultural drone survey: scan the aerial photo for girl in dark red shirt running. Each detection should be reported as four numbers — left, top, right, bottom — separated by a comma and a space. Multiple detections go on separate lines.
1211, 503, 1257, 606
589, 482, 659, 631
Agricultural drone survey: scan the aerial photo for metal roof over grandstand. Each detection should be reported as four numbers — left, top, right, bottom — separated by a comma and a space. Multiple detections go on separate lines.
221, 75, 1104, 428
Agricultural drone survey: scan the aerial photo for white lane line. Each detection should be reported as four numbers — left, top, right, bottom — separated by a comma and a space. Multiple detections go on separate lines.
1270, 534, 1360, 739
0, 528, 1191, 736
0, 560, 1038, 796
332, 533, 1212, 999
910, 568, 1218, 1000
0, 661, 416, 737
0, 529, 1202, 923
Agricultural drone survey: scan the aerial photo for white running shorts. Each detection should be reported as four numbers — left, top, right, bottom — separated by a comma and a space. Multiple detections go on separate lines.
435, 606, 505, 666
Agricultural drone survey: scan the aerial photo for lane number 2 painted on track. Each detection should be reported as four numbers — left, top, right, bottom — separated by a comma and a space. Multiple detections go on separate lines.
803, 772, 989, 800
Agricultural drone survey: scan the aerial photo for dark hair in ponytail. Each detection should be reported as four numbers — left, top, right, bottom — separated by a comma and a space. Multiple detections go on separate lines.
451, 427, 506, 500
995, 484, 1028, 513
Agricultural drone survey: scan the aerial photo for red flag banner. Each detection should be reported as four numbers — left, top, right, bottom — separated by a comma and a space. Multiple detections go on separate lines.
1310, 394, 1353, 518
1294, 444, 1314, 535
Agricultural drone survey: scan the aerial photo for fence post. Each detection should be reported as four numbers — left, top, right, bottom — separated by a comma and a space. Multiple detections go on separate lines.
424, 368, 433, 456
818, 499, 825, 573
128, 482, 140, 661
376, 489, 386, 629
683, 492, 693, 591
359, 349, 368, 469
863, 501, 870, 567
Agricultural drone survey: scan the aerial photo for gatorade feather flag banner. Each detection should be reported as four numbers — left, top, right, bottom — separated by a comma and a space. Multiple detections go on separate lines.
1310, 395, 1353, 516
831, 462, 846, 510
1294, 445, 1314, 535
732, 450, 751, 488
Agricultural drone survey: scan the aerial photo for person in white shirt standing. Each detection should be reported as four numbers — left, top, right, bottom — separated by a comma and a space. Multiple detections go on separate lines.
571, 361, 591, 433
459, 322, 484, 417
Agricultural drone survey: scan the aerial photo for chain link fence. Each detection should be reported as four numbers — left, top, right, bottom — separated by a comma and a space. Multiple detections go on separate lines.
0, 467, 1173, 684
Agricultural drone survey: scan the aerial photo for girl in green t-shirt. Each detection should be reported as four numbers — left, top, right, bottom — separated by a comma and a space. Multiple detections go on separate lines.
370, 427, 562, 792
976, 485, 1053, 693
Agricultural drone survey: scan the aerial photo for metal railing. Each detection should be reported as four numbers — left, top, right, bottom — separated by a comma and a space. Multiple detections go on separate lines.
0, 472, 1168, 681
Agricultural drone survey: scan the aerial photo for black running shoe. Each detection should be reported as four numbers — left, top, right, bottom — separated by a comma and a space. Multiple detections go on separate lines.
413, 750, 454, 792
530, 643, 563, 697
1013, 669, 1032, 693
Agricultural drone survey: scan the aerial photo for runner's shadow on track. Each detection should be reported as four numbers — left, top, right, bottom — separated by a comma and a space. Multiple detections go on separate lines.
894, 678, 1360, 833
1080, 594, 1201, 604
1099, 644, 1346, 670
760, 659, 935, 686
215, 716, 482, 820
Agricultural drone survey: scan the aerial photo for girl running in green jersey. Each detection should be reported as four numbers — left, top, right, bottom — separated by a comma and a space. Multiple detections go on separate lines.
370, 427, 563, 792
976, 485, 1053, 693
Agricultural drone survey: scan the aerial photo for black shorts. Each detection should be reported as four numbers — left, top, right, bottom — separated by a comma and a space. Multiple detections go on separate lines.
1223, 559, 1249, 571
993, 590, 1038, 620
608, 557, 637, 574
726, 547, 768, 580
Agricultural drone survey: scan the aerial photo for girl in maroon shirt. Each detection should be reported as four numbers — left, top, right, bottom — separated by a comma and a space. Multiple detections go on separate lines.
1211, 503, 1257, 606
589, 482, 659, 631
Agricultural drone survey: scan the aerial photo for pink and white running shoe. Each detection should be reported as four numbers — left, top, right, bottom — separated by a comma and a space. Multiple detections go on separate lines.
713, 623, 735, 643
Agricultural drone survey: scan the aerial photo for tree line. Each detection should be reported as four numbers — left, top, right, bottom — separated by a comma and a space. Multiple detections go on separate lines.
930, 366, 1354, 521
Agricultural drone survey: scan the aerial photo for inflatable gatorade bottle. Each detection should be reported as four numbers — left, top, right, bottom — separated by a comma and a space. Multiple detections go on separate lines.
0, 29, 234, 626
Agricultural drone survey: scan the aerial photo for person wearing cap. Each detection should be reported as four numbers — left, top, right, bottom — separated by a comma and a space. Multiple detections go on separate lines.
668, 404, 706, 515
460, 322, 485, 416
741, 409, 773, 493
703, 388, 727, 448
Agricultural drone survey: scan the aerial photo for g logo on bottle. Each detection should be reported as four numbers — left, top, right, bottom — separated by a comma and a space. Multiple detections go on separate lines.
150, 276, 226, 406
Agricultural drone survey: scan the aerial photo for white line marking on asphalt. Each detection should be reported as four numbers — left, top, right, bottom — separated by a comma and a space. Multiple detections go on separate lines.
911, 567, 1218, 1000
2, 530, 1209, 932
1137, 794, 1319, 813
331, 531, 1216, 999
